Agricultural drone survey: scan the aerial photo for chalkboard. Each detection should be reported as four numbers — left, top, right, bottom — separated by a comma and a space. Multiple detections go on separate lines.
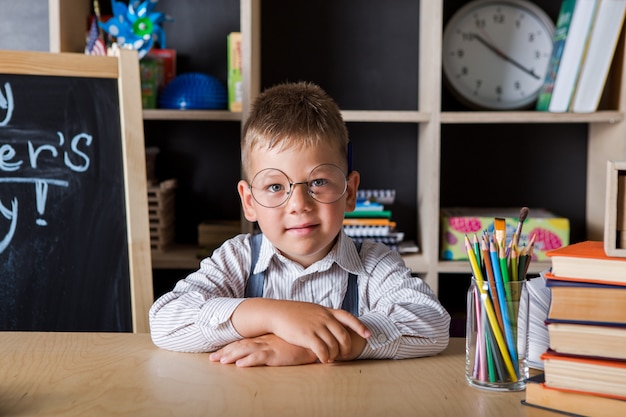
0, 50, 152, 332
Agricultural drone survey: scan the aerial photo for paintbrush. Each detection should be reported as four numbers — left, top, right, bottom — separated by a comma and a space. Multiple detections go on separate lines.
494, 217, 506, 251
512, 207, 529, 247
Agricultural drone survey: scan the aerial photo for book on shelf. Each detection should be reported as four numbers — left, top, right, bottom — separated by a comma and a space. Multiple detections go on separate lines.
536, 0, 598, 112
546, 277, 626, 325
546, 240, 626, 286
571, 0, 626, 112
344, 209, 392, 218
547, 321, 626, 360
523, 373, 626, 417
227, 32, 242, 112
343, 218, 396, 227
541, 350, 626, 400
345, 189, 416, 253
355, 189, 396, 205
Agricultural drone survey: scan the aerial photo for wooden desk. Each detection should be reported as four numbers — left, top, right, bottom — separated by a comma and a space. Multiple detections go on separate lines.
0, 333, 555, 417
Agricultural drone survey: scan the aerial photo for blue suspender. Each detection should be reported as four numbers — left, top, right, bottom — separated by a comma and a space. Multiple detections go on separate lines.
244, 233, 361, 317
244, 233, 266, 299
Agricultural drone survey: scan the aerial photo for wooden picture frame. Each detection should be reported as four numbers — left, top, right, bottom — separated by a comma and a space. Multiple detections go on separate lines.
604, 160, 626, 257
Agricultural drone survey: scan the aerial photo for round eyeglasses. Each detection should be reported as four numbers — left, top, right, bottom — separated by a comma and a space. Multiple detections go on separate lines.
249, 164, 348, 208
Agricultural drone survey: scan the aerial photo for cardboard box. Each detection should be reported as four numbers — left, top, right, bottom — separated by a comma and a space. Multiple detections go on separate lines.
227, 32, 242, 112
440, 207, 570, 261
140, 49, 177, 109
139, 58, 162, 109
148, 179, 177, 252
146, 48, 177, 90
198, 220, 240, 248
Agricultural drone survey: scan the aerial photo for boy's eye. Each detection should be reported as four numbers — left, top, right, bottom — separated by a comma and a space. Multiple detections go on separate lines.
310, 178, 327, 187
267, 183, 284, 193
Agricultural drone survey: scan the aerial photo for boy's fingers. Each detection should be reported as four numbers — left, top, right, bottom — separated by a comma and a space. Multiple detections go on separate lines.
331, 310, 371, 339
209, 350, 223, 362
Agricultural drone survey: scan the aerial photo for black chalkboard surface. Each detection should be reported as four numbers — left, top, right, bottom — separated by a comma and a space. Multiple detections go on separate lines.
0, 50, 152, 332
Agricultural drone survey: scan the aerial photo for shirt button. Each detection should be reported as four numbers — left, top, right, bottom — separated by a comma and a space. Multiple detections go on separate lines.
376, 334, 387, 343
209, 317, 219, 327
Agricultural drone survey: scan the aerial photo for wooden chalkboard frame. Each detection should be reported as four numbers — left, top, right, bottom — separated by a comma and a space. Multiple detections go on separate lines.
0, 48, 153, 332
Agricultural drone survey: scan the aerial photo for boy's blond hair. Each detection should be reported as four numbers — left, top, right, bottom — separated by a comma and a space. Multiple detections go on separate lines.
241, 81, 349, 179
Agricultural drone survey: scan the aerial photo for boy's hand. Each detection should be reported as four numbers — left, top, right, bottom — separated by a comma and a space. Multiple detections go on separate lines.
209, 334, 318, 367
232, 299, 371, 363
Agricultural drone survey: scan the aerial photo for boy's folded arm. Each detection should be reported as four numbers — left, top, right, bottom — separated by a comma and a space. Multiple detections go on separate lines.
149, 290, 247, 352
231, 298, 370, 363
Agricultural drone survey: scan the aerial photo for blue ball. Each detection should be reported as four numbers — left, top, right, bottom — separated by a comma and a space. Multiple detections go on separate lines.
159, 73, 227, 110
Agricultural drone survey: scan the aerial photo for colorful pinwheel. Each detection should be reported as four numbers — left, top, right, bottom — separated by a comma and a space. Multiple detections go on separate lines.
99, 0, 171, 59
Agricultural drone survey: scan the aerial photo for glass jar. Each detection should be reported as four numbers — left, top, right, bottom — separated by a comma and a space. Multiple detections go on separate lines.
466, 276, 529, 391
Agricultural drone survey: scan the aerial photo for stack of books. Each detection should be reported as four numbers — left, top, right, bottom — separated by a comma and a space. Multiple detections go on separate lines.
344, 189, 408, 252
523, 240, 626, 415
536, 0, 626, 113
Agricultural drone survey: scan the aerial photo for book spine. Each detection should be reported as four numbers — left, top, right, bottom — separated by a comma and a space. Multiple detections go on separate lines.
227, 32, 242, 112
571, 0, 626, 112
536, 0, 577, 111
549, 0, 598, 112
344, 210, 392, 218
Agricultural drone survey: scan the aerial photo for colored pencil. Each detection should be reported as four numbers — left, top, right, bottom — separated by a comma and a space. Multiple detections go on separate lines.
480, 234, 504, 331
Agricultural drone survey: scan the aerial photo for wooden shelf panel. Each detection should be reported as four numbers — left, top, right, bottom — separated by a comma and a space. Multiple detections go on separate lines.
142, 109, 242, 121
152, 244, 203, 270
441, 110, 624, 124
341, 110, 429, 123
142, 109, 430, 123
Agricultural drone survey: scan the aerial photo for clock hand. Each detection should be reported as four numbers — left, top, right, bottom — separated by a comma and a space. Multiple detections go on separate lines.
471, 33, 541, 80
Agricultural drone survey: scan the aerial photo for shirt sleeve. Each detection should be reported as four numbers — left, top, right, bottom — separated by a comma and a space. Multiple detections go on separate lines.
355, 241, 451, 360
149, 234, 252, 352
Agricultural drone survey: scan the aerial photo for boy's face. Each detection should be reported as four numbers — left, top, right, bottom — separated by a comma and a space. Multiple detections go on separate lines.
238, 141, 359, 268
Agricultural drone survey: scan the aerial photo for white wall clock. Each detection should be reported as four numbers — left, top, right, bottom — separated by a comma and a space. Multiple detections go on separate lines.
442, 0, 555, 110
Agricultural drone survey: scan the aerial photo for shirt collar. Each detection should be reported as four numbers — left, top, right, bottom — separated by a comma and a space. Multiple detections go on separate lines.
334, 230, 366, 275
251, 230, 365, 276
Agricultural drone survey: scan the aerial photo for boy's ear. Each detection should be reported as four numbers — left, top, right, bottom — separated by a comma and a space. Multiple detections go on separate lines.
344, 170, 360, 212
238, 180, 258, 222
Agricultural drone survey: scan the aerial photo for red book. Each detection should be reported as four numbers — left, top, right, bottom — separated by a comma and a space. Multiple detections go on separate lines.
546, 240, 626, 286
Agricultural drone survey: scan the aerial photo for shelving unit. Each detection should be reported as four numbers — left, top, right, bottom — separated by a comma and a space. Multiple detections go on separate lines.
50, 0, 626, 298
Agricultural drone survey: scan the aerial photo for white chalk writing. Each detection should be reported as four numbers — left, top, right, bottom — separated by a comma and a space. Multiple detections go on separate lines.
0, 81, 93, 252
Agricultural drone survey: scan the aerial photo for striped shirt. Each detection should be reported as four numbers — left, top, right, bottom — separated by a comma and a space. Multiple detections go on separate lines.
149, 231, 450, 359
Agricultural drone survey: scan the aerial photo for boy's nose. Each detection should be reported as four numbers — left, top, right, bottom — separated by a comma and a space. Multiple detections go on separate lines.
287, 182, 314, 209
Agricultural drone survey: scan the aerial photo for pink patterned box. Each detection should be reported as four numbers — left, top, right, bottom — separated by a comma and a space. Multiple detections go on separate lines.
440, 207, 570, 261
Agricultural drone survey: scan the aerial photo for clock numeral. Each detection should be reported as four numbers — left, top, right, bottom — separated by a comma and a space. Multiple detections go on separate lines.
528, 32, 536, 42
473, 18, 486, 29
473, 79, 483, 95
462, 32, 474, 42
492, 11, 505, 25
514, 81, 521, 90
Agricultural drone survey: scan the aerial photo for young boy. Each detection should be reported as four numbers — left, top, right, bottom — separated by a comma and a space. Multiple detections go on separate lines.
149, 82, 450, 367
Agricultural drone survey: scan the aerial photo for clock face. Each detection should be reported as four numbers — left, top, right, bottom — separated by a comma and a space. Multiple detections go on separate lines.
442, 0, 555, 110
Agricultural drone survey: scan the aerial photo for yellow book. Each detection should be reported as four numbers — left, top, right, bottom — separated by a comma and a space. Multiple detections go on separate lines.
227, 32, 242, 112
